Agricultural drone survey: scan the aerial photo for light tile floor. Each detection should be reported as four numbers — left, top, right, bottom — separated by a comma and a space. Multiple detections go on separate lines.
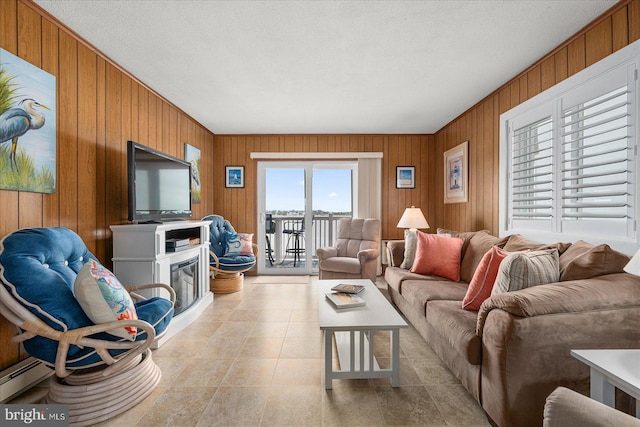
10, 276, 491, 426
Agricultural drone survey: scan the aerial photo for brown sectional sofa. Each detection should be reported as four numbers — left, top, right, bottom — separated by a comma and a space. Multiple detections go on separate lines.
384, 230, 640, 427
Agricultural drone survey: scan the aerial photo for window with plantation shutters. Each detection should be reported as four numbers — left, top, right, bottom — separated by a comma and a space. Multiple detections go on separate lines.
500, 40, 639, 254
511, 116, 554, 221
560, 84, 633, 237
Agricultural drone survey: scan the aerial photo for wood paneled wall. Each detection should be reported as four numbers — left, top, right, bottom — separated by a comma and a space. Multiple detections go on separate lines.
213, 2, 639, 243
0, 0, 215, 371
430, 0, 639, 235
213, 135, 434, 240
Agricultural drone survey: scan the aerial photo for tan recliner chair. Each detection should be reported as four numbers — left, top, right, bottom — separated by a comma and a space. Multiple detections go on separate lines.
316, 218, 381, 282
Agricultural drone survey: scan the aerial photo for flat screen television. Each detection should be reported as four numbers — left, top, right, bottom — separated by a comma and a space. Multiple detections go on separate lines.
127, 140, 193, 222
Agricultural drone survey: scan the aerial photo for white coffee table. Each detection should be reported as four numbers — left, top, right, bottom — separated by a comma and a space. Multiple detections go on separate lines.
571, 349, 640, 418
318, 279, 408, 389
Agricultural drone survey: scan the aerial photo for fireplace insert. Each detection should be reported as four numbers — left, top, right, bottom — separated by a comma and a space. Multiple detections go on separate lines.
170, 255, 199, 315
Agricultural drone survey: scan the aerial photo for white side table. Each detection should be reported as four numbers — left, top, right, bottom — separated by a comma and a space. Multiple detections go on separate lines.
571, 349, 640, 419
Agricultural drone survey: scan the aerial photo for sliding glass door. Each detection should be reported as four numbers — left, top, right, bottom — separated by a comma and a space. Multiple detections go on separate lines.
257, 161, 356, 275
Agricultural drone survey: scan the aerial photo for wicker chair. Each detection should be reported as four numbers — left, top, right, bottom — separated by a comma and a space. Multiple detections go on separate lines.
203, 215, 258, 293
0, 227, 175, 426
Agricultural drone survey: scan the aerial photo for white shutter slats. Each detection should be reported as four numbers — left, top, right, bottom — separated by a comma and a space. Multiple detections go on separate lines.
562, 189, 628, 200
560, 87, 628, 119
562, 160, 628, 173
511, 117, 554, 220
560, 145, 627, 163
560, 84, 631, 221
562, 179, 628, 190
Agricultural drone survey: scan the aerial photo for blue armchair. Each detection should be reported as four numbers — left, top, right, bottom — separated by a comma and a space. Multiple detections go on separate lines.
203, 214, 257, 293
0, 227, 175, 425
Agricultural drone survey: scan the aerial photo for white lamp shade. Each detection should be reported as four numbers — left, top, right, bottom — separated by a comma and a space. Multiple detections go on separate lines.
624, 249, 640, 276
397, 206, 429, 230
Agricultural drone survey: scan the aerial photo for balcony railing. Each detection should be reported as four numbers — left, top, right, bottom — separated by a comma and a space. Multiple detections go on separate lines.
266, 214, 350, 267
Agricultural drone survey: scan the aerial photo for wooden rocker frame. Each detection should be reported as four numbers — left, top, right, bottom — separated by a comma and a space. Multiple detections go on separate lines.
0, 282, 176, 426
209, 243, 258, 293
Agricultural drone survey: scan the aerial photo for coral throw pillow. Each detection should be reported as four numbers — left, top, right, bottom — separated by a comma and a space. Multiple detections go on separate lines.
410, 232, 464, 281
73, 260, 138, 340
462, 246, 509, 311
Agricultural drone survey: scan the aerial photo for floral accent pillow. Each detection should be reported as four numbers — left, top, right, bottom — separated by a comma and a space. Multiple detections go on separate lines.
225, 231, 254, 257
73, 260, 138, 340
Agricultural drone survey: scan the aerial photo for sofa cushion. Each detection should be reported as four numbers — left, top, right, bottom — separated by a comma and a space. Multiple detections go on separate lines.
503, 234, 572, 254
559, 240, 630, 281
401, 279, 469, 317
492, 249, 560, 296
384, 266, 437, 294
386, 240, 405, 267
427, 300, 482, 365
400, 229, 418, 269
411, 232, 464, 281
459, 232, 509, 283
437, 228, 488, 260
462, 246, 509, 311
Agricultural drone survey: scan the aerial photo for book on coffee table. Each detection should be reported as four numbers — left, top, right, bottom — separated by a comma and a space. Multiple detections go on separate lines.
325, 292, 366, 309
330, 283, 366, 294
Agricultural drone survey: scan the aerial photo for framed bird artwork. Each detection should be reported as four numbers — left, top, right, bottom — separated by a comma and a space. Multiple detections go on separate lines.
0, 48, 56, 193
184, 143, 201, 204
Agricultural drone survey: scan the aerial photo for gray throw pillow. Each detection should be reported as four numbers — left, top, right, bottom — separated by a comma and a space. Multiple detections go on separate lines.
400, 229, 418, 269
492, 249, 560, 295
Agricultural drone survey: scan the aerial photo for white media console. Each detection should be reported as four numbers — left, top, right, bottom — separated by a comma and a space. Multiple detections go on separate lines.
110, 220, 213, 347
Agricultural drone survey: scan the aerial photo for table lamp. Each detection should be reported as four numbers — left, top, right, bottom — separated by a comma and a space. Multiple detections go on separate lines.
397, 206, 429, 231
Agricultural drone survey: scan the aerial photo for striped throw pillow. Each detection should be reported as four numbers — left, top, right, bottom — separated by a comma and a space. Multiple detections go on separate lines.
491, 249, 559, 296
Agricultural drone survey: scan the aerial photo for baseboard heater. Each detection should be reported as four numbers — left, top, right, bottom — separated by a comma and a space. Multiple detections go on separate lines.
0, 357, 52, 402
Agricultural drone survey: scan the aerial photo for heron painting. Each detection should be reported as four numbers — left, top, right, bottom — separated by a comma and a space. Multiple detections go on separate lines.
185, 143, 201, 204
0, 48, 56, 193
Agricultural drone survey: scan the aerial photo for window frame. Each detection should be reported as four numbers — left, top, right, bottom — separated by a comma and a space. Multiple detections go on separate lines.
499, 40, 640, 255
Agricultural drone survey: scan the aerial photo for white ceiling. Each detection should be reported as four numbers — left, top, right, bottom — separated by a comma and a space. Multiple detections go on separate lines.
34, 0, 616, 135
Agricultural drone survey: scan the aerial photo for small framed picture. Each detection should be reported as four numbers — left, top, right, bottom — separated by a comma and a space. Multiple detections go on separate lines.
225, 166, 244, 188
396, 166, 415, 189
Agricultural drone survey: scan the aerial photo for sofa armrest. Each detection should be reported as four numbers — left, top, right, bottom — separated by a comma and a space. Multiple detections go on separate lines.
386, 240, 405, 267
316, 247, 338, 260
476, 273, 640, 336
543, 387, 640, 427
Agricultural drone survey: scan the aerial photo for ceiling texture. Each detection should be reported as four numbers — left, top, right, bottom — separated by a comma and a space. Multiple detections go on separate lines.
34, 0, 617, 135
